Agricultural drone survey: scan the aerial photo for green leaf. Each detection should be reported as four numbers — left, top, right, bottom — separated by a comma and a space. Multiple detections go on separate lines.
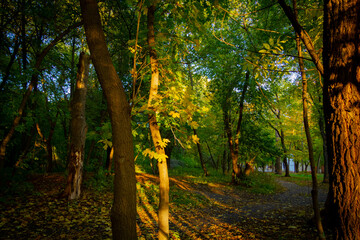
263, 43, 270, 50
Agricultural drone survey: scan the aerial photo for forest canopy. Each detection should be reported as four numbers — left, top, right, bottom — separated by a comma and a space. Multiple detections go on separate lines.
1, 0, 359, 239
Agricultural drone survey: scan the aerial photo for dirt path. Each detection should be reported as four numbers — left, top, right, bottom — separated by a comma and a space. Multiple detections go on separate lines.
172, 178, 329, 239
0, 173, 330, 239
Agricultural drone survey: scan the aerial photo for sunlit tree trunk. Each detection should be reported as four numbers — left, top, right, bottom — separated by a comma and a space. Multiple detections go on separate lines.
79, 1, 137, 239
63, 52, 89, 200
147, 5, 169, 240
293, 1, 325, 238
323, 0, 360, 238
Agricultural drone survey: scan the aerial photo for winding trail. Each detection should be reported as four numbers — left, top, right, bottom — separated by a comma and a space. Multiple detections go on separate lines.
172, 177, 329, 239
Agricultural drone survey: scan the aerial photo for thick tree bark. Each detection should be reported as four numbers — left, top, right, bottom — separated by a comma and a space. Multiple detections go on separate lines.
63, 52, 89, 200
293, 1, 325, 238
79, 1, 137, 239
147, 5, 169, 240
323, 0, 360, 239
0, 21, 82, 171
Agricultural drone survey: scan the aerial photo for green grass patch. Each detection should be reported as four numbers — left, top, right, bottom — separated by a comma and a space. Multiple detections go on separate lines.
170, 185, 210, 208
169, 167, 231, 184
238, 172, 283, 194
273, 172, 326, 187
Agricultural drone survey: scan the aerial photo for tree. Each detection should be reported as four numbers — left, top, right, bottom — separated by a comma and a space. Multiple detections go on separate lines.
146, 4, 169, 239
293, 0, 324, 238
79, 0, 137, 239
63, 52, 89, 200
0, 21, 82, 172
323, 0, 360, 238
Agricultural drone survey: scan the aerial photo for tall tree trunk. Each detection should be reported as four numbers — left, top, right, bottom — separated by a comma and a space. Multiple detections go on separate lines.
323, 0, 360, 239
205, 141, 217, 169
223, 108, 241, 182
280, 129, 290, 177
193, 129, 208, 176
187, 61, 208, 176
275, 131, 282, 174
46, 118, 58, 173
278, 0, 324, 75
79, 1, 137, 239
294, 1, 325, 238
147, 5, 169, 240
294, 161, 299, 173
223, 72, 249, 183
0, 21, 82, 172
63, 52, 89, 200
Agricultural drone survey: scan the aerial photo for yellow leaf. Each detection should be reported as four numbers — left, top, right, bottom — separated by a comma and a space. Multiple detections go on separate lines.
191, 135, 200, 144
190, 121, 199, 129
142, 149, 155, 159
169, 111, 180, 119
158, 138, 170, 148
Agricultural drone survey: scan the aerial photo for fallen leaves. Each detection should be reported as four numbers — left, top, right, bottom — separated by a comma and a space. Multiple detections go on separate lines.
0, 173, 325, 239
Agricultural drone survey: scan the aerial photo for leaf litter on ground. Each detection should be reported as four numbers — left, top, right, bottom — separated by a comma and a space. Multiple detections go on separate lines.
0, 172, 331, 239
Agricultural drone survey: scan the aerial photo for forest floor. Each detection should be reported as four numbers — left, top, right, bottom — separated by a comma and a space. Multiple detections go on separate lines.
0, 171, 331, 239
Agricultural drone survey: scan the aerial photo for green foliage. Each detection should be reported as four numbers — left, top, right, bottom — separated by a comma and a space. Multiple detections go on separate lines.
83, 169, 113, 192
239, 172, 281, 194
0, 169, 35, 199
275, 172, 325, 187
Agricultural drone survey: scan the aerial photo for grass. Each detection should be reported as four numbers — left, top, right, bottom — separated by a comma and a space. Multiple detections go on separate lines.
169, 166, 282, 195
169, 167, 231, 184
272, 172, 329, 189
238, 172, 283, 194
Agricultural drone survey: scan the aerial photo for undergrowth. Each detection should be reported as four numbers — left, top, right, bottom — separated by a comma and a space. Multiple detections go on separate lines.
238, 172, 281, 194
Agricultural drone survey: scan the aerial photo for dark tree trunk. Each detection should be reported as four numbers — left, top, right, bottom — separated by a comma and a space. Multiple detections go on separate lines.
222, 148, 227, 174
46, 118, 58, 173
294, 161, 299, 173
275, 131, 282, 174
223, 72, 249, 183
280, 129, 290, 177
323, 0, 360, 238
206, 141, 217, 169
193, 129, 208, 176
187, 61, 208, 176
294, 1, 325, 237
278, 0, 324, 75
63, 52, 89, 200
79, 1, 137, 239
